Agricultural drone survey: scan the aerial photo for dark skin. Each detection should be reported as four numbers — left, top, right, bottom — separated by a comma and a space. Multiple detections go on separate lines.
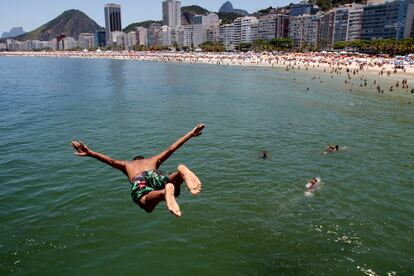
71, 124, 205, 217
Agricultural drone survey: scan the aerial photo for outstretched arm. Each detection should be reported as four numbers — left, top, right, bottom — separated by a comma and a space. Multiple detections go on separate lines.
153, 124, 205, 167
71, 141, 127, 173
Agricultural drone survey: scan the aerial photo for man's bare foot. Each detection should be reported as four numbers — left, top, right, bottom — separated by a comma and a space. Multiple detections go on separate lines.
165, 184, 182, 218
178, 164, 202, 195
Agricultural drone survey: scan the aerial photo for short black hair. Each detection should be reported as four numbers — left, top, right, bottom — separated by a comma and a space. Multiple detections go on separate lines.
133, 156, 145, 160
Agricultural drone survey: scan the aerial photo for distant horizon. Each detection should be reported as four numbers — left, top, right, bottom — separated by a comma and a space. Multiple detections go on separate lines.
1, 0, 297, 35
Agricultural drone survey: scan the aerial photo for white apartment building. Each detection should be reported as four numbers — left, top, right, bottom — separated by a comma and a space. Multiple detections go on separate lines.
289, 14, 320, 49
78, 33, 94, 49
48, 38, 57, 50
111, 31, 125, 46
62, 37, 77, 50
219, 23, 235, 51
182, 26, 193, 48
206, 23, 220, 43
333, 4, 364, 43
135, 27, 147, 46
6, 39, 22, 51
258, 14, 291, 41
161, 25, 172, 46
192, 13, 220, 47
346, 4, 365, 41
147, 24, 162, 46
234, 16, 259, 46
126, 31, 137, 49
0, 43, 6, 50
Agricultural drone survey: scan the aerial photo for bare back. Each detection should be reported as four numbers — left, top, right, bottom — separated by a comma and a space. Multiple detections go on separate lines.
125, 157, 159, 182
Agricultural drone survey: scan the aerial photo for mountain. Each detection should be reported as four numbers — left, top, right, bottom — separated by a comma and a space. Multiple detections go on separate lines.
182, 5, 209, 15
2, 27, 25, 39
181, 5, 210, 25
123, 20, 162, 33
219, 1, 249, 16
10, 9, 101, 41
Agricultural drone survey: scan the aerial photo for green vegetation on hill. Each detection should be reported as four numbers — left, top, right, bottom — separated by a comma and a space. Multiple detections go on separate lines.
181, 5, 210, 15
11, 9, 101, 41
218, 12, 242, 24
311, 0, 366, 11
123, 20, 162, 33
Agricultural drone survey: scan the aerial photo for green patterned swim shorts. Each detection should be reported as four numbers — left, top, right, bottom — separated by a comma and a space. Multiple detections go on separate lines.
130, 170, 169, 206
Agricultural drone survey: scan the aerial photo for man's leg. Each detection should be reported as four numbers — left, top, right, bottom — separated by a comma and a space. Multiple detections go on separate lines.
139, 184, 182, 217
176, 164, 202, 195
164, 183, 182, 217
139, 190, 165, 213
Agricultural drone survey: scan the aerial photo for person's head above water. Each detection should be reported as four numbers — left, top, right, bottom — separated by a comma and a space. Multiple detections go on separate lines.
133, 155, 145, 161
335, 145, 339, 150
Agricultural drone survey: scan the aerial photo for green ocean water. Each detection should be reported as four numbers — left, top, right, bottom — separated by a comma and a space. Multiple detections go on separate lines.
0, 56, 413, 275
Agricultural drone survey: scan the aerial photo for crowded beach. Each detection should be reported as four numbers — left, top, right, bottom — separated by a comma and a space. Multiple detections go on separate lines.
1, 50, 413, 95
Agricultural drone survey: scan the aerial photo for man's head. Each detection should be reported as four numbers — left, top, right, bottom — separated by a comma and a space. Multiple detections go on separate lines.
133, 155, 145, 161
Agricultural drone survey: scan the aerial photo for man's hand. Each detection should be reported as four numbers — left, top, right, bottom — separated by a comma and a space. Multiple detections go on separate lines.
190, 124, 205, 137
71, 140, 92, 157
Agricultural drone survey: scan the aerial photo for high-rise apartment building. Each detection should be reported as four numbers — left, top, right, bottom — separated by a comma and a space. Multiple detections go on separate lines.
361, 0, 414, 40
192, 13, 220, 47
333, 4, 364, 43
163, 0, 181, 27
94, 30, 106, 47
234, 17, 259, 46
347, 5, 364, 41
78, 33, 94, 49
161, 26, 172, 46
219, 24, 235, 51
126, 31, 137, 50
205, 23, 220, 43
135, 27, 148, 46
147, 23, 162, 46
104, 3, 122, 45
289, 14, 320, 49
258, 14, 290, 41
319, 11, 335, 49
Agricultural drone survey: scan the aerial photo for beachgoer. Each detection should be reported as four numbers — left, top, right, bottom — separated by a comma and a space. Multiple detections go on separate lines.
325, 145, 339, 154
261, 150, 268, 159
71, 124, 205, 217
306, 177, 320, 192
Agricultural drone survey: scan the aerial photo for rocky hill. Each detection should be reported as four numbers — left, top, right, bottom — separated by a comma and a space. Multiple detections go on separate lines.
123, 20, 163, 33
182, 5, 210, 25
2, 27, 25, 39
9, 9, 101, 41
219, 1, 249, 16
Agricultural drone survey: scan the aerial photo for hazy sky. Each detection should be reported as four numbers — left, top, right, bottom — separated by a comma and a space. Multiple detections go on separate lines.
1, 0, 298, 34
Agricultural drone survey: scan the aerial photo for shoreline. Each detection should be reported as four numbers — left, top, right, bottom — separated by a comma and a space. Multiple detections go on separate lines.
1, 50, 413, 74
1, 50, 413, 95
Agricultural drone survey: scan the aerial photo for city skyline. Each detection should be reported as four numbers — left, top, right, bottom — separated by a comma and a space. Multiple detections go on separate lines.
1, 0, 290, 35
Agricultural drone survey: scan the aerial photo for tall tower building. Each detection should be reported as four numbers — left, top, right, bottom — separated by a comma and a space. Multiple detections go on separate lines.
162, 0, 181, 27
104, 3, 122, 44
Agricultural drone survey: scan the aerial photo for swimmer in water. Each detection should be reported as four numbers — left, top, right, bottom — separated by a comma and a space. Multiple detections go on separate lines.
324, 145, 339, 154
306, 177, 321, 192
71, 124, 205, 218
261, 150, 268, 159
